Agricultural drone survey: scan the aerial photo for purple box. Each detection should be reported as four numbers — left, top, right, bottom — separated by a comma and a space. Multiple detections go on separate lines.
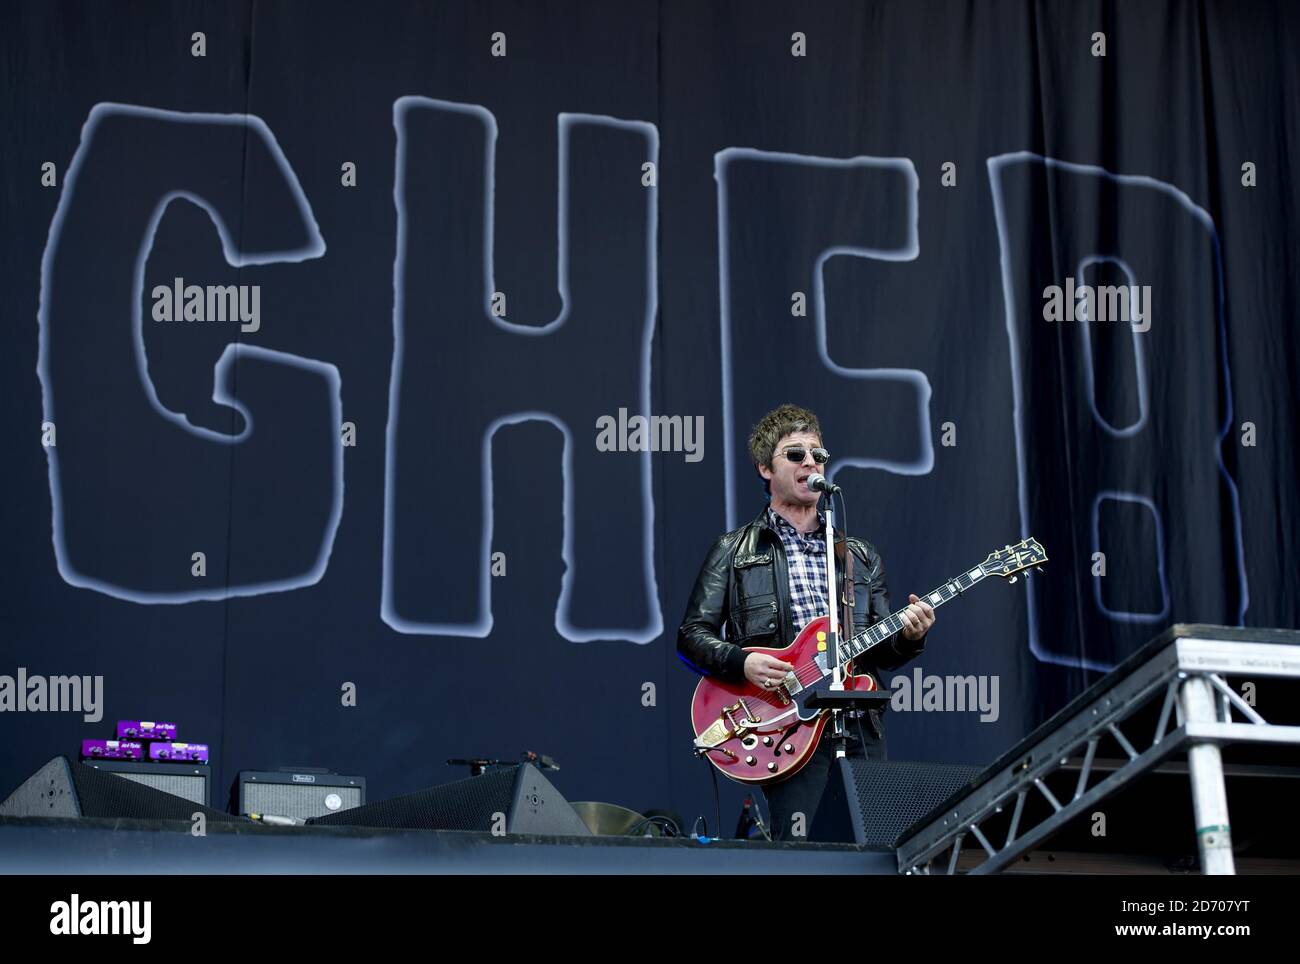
116, 720, 178, 741
81, 739, 144, 761
148, 742, 208, 764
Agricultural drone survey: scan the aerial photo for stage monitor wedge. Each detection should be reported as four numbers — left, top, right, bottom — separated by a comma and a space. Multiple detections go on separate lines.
0, 756, 243, 824
307, 763, 590, 836
812, 757, 983, 847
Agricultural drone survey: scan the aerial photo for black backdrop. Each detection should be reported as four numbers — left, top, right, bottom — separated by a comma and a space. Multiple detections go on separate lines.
2, 0, 1297, 830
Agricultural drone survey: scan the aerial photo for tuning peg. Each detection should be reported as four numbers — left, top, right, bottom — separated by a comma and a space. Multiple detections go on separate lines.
1008, 576, 1018, 585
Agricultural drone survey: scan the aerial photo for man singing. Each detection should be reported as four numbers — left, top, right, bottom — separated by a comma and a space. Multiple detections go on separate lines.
677, 403, 935, 840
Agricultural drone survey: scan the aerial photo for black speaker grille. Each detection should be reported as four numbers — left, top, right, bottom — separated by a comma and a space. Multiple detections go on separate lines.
843, 759, 982, 847
2, 757, 242, 824
311, 765, 518, 831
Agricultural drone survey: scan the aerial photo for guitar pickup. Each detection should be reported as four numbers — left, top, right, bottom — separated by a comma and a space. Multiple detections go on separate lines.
777, 672, 800, 701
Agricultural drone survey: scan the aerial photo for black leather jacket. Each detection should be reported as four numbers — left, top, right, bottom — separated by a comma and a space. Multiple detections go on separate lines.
677, 506, 926, 691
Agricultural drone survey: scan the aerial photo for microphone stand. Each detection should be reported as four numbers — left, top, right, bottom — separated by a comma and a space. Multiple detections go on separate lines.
807, 478, 890, 760
821, 484, 847, 759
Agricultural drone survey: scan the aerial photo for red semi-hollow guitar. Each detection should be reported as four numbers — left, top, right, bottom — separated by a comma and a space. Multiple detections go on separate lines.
690, 538, 1046, 785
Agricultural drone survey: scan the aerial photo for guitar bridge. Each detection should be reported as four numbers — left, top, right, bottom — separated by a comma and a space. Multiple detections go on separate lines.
694, 699, 762, 750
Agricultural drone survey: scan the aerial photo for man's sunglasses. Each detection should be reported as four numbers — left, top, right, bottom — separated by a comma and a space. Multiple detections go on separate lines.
779, 446, 830, 465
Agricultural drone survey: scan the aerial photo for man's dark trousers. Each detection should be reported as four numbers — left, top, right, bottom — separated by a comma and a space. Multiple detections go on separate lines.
762, 719, 886, 841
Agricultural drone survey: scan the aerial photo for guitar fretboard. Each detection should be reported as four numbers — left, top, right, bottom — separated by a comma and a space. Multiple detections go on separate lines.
837, 564, 988, 665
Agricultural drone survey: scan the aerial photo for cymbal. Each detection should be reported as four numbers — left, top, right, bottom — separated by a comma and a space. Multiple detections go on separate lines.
570, 801, 661, 836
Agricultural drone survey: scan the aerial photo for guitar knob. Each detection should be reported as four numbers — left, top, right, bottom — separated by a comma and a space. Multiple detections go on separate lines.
767, 763, 778, 773
745, 756, 756, 766
783, 744, 794, 753
762, 737, 773, 747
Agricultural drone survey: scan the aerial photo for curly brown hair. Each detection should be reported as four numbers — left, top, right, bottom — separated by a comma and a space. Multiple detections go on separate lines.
747, 404, 823, 490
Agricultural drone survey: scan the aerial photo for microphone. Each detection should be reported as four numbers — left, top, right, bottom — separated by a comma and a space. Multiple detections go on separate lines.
808, 474, 841, 494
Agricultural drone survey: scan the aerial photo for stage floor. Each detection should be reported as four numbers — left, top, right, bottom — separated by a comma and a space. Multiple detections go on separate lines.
0, 815, 896, 874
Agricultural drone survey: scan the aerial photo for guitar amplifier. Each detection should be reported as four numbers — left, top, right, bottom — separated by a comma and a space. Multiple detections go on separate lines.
236, 770, 366, 823
80, 759, 212, 808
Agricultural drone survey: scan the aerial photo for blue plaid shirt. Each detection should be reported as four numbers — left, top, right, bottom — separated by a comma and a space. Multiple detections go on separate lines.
767, 507, 831, 631
768, 507, 877, 739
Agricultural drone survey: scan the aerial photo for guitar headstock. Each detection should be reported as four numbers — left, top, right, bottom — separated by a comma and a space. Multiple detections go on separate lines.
981, 538, 1048, 580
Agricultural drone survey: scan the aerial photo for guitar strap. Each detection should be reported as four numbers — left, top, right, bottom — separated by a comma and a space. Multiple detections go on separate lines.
835, 536, 883, 739
833, 536, 855, 642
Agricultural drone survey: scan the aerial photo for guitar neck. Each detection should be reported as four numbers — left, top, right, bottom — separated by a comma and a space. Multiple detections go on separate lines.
838, 562, 989, 665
